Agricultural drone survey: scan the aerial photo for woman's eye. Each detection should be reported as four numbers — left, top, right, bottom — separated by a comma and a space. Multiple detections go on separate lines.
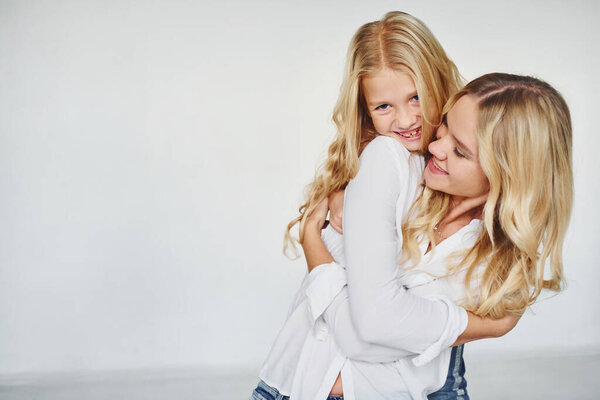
375, 104, 390, 111
453, 147, 466, 158
411, 95, 419, 102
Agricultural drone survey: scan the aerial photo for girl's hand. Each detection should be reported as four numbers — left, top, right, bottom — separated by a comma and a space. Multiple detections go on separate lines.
304, 197, 329, 233
301, 198, 334, 272
328, 190, 345, 234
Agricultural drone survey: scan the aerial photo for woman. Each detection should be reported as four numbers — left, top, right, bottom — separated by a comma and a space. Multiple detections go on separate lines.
299, 73, 572, 399
254, 12, 522, 400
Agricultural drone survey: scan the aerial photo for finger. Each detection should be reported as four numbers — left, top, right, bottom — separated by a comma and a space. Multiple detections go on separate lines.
330, 220, 343, 234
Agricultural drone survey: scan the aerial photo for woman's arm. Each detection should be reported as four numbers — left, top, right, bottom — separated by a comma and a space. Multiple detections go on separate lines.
454, 312, 521, 346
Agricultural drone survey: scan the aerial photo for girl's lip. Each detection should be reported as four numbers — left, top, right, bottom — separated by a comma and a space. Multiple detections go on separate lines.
393, 126, 421, 141
428, 158, 448, 175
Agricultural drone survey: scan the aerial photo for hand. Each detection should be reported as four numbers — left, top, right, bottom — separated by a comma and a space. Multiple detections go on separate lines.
492, 313, 522, 338
301, 197, 334, 272
453, 311, 523, 346
304, 197, 329, 233
328, 190, 345, 234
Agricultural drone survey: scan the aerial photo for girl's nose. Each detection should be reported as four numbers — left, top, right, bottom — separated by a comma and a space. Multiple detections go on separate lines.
394, 107, 418, 130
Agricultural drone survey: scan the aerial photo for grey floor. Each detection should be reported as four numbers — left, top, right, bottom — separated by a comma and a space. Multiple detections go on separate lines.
1, 352, 598, 400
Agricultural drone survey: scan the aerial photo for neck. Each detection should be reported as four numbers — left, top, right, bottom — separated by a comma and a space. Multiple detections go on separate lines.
442, 194, 487, 226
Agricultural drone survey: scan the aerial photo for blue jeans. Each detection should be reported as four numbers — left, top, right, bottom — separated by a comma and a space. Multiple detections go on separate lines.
251, 345, 468, 400
428, 344, 469, 400
250, 380, 344, 400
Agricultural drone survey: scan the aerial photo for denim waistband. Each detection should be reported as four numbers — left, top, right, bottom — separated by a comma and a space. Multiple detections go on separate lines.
256, 380, 344, 400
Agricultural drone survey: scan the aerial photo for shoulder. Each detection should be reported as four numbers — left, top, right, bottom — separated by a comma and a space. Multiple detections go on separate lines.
361, 135, 411, 165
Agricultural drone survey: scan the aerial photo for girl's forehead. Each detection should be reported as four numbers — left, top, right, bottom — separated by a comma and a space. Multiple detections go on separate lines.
362, 68, 415, 91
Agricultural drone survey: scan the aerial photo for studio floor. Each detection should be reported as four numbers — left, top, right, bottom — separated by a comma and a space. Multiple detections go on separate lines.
1, 351, 598, 400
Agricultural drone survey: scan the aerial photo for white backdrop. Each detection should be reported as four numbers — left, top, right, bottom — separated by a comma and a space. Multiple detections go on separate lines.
1, 0, 599, 375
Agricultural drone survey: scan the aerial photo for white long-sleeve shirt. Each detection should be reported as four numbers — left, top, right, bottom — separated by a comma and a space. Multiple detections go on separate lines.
259, 136, 480, 399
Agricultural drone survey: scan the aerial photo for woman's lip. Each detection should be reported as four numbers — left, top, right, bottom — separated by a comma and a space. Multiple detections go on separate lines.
428, 158, 448, 175
393, 126, 421, 141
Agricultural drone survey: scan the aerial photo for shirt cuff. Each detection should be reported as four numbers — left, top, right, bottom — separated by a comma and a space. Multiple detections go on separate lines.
305, 262, 347, 322
411, 296, 468, 367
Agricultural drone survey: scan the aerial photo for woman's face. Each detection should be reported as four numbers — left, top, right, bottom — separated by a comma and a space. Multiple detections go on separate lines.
362, 68, 422, 152
424, 95, 490, 200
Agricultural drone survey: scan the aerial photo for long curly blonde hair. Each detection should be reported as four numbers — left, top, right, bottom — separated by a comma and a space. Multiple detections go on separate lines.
284, 11, 462, 254
401, 73, 573, 318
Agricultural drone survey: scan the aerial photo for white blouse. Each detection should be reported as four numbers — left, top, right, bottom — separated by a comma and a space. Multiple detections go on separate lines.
259, 136, 480, 399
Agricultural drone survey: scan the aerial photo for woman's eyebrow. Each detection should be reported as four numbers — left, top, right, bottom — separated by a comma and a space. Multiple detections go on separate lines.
451, 133, 475, 158
446, 113, 475, 157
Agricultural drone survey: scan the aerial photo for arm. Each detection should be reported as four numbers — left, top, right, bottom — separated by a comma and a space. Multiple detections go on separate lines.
321, 188, 523, 349
453, 312, 521, 346
342, 137, 459, 354
303, 138, 520, 362
299, 138, 461, 363
304, 224, 522, 361
327, 190, 345, 234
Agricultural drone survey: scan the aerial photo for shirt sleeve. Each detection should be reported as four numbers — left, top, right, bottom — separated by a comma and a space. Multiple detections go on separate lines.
321, 137, 467, 364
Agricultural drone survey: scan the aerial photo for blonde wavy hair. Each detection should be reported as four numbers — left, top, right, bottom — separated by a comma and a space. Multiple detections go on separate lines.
284, 11, 462, 254
401, 73, 573, 318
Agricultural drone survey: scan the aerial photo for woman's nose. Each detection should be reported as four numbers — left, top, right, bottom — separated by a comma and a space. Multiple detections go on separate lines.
428, 137, 447, 159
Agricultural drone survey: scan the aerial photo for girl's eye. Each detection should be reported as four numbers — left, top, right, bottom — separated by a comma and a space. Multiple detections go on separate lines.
375, 104, 390, 111
453, 147, 466, 158
441, 115, 448, 126
411, 95, 419, 102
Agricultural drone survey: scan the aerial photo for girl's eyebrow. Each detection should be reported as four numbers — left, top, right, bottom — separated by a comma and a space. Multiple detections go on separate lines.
367, 91, 418, 107
367, 99, 385, 107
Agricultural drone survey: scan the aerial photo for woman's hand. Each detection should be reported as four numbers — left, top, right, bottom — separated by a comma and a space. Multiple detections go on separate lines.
453, 312, 522, 346
328, 190, 345, 234
490, 312, 521, 337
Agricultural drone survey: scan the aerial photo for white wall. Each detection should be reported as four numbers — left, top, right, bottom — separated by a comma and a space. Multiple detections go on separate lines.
0, 0, 598, 375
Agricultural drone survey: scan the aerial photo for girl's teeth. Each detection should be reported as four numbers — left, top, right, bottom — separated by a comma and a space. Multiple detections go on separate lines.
398, 128, 420, 138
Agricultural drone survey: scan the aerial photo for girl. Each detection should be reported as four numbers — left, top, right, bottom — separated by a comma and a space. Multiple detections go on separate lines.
299, 73, 572, 399
252, 12, 520, 400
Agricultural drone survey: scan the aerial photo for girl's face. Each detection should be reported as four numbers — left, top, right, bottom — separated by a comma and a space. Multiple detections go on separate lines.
424, 95, 490, 200
362, 68, 422, 152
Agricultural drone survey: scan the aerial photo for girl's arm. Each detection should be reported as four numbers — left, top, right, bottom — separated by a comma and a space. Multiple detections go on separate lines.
302, 137, 519, 363
302, 196, 334, 272
324, 189, 522, 348
303, 210, 520, 362
342, 137, 460, 356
